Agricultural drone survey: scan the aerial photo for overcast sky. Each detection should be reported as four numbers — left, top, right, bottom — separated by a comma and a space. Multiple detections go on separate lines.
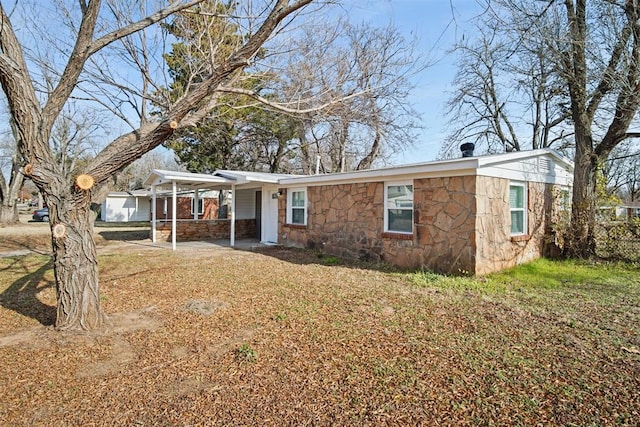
346, 0, 485, 163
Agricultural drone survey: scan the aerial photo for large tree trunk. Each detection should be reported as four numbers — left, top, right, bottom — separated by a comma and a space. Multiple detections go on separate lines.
0, 0, 315, 332
0, 158, 25, 224
0, 201, 19, 223
48, 196, 105, 330
565, 133, 598, 258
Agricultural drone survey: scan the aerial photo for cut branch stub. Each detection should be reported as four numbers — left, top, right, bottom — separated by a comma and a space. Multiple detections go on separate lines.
169, 120, 179, 129
52, 223, 66, 239
24, 164, 33, 175
75, 174, 95, 190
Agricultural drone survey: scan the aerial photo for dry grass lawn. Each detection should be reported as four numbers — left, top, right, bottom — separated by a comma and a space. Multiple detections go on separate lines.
0, 222, 639, 425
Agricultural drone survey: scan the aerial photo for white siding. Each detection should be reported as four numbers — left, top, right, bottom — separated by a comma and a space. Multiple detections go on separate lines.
235, 189, 257, 220
102, 196, 150, 222
132, 198, 151, 221
479, 155, 573, 186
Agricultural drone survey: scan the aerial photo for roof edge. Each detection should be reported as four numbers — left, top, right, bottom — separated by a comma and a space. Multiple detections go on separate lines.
280, 149, 573, 186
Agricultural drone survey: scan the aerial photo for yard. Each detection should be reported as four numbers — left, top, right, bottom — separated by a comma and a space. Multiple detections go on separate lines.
0, 223, 639, 425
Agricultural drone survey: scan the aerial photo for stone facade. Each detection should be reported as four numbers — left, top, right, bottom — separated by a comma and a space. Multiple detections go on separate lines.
280, 182, 385, 261
473, 178, 552, 275
154, 218, 256, 242
278, 176, 563, 275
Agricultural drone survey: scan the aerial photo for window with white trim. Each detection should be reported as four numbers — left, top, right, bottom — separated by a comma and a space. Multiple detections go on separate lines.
509, 182, 527, 235
191, 198, 204, 215
385, 182, 414, 233
287, 188, 307, 225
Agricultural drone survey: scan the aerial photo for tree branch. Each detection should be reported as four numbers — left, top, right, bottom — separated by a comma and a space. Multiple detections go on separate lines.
585, 22, 632, 122
85, 0, 315, 182
42, 0, 101, 132
0, 5, 53, 166
215, 85, 367, 114
88, 0, 205, 56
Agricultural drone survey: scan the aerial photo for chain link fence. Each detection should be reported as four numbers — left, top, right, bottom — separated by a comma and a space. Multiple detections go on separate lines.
595, 221, 640, 262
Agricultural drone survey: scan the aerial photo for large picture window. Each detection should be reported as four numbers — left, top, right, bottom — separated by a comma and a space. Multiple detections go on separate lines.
509, 182, 527, 235
287, 188, 307, 225
385, 182, 413, 233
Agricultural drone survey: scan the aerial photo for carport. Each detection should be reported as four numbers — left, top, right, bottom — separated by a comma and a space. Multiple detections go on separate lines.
144, 169, 293, 250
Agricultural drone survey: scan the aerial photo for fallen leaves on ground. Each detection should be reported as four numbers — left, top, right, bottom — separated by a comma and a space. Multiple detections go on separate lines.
0, 236, 638, 426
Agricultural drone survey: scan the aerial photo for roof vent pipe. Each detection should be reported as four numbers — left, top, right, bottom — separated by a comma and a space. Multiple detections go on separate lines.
460, 143, 475, 158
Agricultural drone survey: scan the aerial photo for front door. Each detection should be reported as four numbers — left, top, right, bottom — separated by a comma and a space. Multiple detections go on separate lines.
261, 187, 280, 243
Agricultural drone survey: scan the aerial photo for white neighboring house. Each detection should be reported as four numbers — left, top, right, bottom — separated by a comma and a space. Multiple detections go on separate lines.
101, 190, 151, 222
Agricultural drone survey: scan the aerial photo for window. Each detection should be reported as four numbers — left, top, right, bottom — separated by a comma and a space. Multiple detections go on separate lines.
287, 188, 307, 225
191, 197, 204, 215
509, 183, 527, 235
385, 182, 413, 233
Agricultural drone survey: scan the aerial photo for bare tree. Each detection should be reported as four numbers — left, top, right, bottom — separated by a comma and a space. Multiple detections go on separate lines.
602, 140, 640, 203
114, 150, 183, 191
258, 19, 423, 173
0, 99, 108, 223
0, 120, 24, 223
0, 0, 326, 331
0, 87, 26, 223
554, 0, 640, 256
446, 0, 640, 257
162, 14, 423, 175
443, 11, 571, 158
50, 104, 110, 180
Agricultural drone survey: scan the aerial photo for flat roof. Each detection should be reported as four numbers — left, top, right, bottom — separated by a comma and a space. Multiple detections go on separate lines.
279, 148, 573, 186
144, 149, 574, 190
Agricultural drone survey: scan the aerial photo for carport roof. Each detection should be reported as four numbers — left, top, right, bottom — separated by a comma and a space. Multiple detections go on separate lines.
145, 169, 232, 189
144, 169, 303, 190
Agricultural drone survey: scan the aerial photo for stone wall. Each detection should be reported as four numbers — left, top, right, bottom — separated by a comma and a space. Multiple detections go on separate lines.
236, 218, 257, 240
279, 177, 478, 274
312, 182, 383, 260
280, 182, 384, 260
154, 218, 256, 242
474, 179, 556, 274
278, 176, 561, 275
410, 176, 478, 274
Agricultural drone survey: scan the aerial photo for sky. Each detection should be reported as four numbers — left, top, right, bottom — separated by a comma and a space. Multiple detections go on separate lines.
345, 0, 484, 164
1, 1, 485, 175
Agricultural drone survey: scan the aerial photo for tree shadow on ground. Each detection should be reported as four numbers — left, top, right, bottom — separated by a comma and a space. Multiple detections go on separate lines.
96, 230, 151, 242
0, 257, 56, 326
0, 236, 52, 255
249, 246, 405, 274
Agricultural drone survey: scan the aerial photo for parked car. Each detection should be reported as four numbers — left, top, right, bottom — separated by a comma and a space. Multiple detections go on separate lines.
32, 208, 49, 222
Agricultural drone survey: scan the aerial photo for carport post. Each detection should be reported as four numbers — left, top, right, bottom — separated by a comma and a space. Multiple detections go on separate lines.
230, 184, 236, 248
151, 185, 157, 242
172, 180, 177, 251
